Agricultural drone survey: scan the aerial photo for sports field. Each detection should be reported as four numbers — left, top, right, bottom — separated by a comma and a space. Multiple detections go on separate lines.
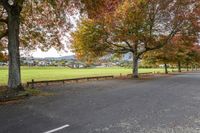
0, 66, 174, 85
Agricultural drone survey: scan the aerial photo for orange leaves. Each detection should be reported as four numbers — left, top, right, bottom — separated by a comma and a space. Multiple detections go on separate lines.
144, 32, 200, 66
72, 0, 199, 64
0, 52, 7, 62
81, 0, 121, 19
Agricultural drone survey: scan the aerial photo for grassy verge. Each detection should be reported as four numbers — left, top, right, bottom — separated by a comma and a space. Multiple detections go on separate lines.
0, 66, 179, 85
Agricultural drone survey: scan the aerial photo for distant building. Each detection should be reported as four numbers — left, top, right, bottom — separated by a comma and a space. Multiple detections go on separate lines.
21, 57, 35, 66
38, 61, 47, 66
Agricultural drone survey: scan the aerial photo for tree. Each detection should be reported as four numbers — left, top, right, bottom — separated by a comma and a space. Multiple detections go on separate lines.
0, 0, 74, 90
143, 44, 175, 74
184, 45, 200, 71
71, 0, 199, 78
0, 0, 25, 90
171, 35, 196, 72
0, 0, 111, 90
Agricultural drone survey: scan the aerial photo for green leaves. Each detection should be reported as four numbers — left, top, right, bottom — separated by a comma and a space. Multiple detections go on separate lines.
46, 0, 57, 7
71, 19, 109, 62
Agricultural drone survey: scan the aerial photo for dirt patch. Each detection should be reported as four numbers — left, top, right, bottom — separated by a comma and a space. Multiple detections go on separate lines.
116, 73, 173, 80
0, 87, 55, 105
0, 88, 29, 104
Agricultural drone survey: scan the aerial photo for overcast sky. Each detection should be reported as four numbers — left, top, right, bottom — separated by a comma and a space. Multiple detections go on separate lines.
31, 48, 74, 58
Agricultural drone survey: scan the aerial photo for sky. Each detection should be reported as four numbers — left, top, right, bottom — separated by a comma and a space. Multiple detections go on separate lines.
31, 48, 74, 58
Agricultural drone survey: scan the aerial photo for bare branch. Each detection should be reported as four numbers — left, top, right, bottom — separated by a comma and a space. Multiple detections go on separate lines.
124, 40, 133, 52
105, 39, 133, 53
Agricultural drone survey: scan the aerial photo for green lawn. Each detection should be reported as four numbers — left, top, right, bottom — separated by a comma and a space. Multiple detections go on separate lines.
0, 66, 174, 85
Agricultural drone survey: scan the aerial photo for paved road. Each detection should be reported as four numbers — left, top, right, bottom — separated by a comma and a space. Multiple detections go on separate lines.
1, 73, 200, 133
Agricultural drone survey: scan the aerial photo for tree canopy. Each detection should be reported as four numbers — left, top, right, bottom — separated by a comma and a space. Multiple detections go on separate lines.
71, 0, 200, 77
143, 34, 200, 73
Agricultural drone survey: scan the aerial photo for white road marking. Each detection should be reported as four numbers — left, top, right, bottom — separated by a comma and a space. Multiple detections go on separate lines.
43, 124, 70, 133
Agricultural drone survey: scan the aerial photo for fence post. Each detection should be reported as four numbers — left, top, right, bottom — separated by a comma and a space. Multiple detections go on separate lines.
31, 79, 34, 89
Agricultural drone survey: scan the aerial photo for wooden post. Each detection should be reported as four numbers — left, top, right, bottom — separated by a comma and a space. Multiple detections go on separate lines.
31, 79, 34, 89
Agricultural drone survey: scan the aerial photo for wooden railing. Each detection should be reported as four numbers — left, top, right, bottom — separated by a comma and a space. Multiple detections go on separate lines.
26, 70, 199, 89
27, 75, 114, 88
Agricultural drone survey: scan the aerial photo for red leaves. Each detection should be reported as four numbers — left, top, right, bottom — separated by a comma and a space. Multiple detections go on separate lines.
81, 0, 122, 19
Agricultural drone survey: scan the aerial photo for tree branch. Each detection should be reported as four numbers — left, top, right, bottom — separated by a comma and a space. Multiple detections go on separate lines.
124, 40, 134, 52
137, 24, 182, 58
145, 24, 180, 52
106, 48, 129, 54
104, 39, 132, 52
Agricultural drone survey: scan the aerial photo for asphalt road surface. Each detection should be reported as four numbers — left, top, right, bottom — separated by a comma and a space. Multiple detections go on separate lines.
1, 73, 200, 133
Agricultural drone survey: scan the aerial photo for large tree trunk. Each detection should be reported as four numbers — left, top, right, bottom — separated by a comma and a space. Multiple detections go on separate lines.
164, 63, 168, 74
7, 6, 23, 90
178, 61, 181, 72
132, 54, 139, 78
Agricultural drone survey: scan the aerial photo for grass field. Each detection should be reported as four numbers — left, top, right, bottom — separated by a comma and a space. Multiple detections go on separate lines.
0, 66, 176, 85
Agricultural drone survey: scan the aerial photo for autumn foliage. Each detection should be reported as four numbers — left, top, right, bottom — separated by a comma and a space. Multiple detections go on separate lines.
72, 0, 200, 77
143, 34, 200, 73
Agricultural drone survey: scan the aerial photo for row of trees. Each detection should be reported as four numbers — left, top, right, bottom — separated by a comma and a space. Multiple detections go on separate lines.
143, 35, 200, 74
71, 0, 200, 78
